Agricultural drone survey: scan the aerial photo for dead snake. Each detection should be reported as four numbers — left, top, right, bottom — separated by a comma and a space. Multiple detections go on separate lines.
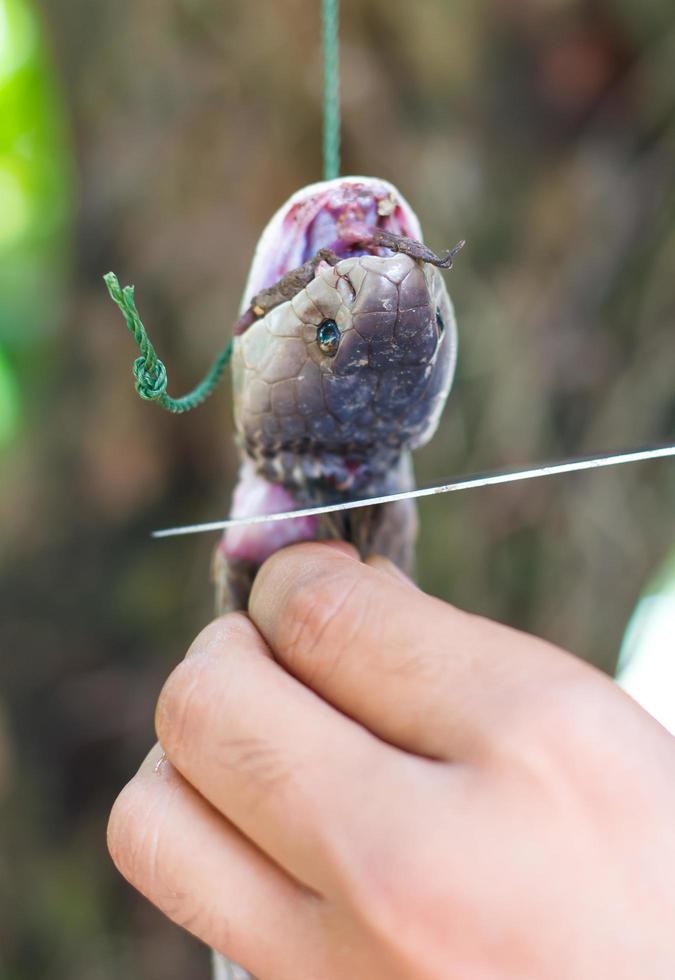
210, 176, 460, 980
213, 176, 460, 617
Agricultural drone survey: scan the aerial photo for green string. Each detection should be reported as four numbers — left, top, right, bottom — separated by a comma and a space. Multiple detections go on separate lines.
322, 0, 341, 181
105, 6, 340, 411
103, 273, 232, 413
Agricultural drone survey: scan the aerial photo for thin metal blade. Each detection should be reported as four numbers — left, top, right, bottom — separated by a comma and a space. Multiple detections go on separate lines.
152, 443, 675, 539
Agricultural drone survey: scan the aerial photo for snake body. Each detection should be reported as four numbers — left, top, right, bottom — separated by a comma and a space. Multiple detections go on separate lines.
213, 176, 459, 615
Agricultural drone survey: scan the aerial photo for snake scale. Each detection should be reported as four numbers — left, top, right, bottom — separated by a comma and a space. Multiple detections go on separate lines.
210, 176, 460, 980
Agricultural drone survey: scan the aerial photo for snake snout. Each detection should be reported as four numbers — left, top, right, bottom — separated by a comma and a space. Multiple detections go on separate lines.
348, 260, 437, 371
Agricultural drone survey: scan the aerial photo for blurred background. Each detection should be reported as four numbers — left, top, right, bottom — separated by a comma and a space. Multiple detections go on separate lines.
0, 0, 673, 976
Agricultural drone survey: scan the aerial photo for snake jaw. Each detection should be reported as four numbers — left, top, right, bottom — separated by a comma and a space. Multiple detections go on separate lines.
240, 177, 423, 304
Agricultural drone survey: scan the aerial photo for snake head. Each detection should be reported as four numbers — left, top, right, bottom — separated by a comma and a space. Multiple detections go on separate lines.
232, 177, 458, 495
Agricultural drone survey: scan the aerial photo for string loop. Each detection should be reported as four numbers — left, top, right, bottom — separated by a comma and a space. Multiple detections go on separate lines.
104, 272, 231, 414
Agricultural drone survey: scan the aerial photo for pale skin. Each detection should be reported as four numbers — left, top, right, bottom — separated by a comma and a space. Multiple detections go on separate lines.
108, 542, 675, 979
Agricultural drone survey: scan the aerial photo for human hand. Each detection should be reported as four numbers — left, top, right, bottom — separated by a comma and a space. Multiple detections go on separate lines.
108, 543, 675, 979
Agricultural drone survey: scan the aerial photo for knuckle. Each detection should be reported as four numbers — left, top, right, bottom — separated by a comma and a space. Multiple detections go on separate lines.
486, 668, 616, 788
155, 660, 202, 757
280, 564, 369, 680
107, 781, 142, 882
521, 675, 600, 747
187, 612, 254, 660
155, 613, 253, 756
107, 776, 208, 934
216, 734, 292, 806
107, 777, 170, 894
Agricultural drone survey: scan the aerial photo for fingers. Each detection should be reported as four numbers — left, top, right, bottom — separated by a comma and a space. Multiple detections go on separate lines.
107, 744, 323, 979
154, 612, 399, 894
249, 544, 583, 761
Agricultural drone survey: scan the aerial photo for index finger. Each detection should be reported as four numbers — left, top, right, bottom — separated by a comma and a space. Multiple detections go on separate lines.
249, 544, 583, 761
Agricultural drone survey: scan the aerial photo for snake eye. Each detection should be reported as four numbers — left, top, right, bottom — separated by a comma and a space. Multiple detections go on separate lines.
435, 309, 445, 335
317, 318, 340, 357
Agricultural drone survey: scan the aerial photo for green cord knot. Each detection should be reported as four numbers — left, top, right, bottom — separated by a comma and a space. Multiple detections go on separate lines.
133, 355, 168, 401
104, 271, 232, 414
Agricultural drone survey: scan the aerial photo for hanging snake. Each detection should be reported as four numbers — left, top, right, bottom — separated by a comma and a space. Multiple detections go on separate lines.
211, 177, 461, 979
213, 176, 461, 622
